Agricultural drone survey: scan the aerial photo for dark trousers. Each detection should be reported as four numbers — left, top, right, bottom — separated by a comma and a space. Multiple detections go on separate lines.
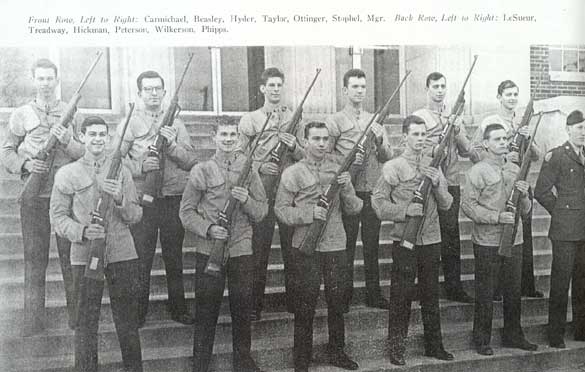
342, 191, 383, 305
548, 240, 585, 344
291, 249, 348, 370
252, 206, 293, 313
472, 244, 524, 347
130, 196, 187, 322
389, 242, 443, 356
192, 253, 254, 372
21, 197, 74, 333
520, 209, 537, 294
73, 260, 143, 372
438, 186, 464, 296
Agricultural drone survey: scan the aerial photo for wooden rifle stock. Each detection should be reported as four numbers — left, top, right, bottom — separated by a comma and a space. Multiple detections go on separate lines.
84, 103, 135, 281
204, 113, 272, 277
298, 73, 410, 255
263, 68, 322, 200
20, 52, 103, 203
142, 53, 194, 207
400, 56, 478, 249
498, 113, 543, 257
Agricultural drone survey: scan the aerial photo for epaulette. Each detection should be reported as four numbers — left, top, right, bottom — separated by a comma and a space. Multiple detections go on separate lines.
544, 151, 553, 162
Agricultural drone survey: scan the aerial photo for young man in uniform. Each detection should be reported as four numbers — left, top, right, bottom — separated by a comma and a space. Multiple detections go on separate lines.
472, 80, 542, 299
372, 115, 454, 366
275, 121, 362, 372
239, 67, 304, 320
413, 72, 474, 303
535, 110, 585, 348
326, 68, 391, 310
50, 116, 143, 372
119, 70, 197, 326
0, 58, 82, 335
461, 123, 538, 356
179, 120, 268, 372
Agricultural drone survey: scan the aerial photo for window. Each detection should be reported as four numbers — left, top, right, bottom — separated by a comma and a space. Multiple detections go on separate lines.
0, 47, 112, 111
175, 47, 265, 114
549, 45, 585, 82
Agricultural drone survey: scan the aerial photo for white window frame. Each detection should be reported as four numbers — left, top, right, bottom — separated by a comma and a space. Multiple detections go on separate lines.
548, 45, 585, 82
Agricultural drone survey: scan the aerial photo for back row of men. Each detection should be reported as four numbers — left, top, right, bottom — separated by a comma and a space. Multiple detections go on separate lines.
2, 59, 584, 372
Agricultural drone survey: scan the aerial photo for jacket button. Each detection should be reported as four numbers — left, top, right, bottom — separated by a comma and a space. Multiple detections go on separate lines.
571, 169, 574, 172
567, 205, 570, 208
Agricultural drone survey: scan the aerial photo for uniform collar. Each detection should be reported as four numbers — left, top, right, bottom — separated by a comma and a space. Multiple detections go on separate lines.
139, 107, 164, 120
214, 150, 240, 166
401, 146, 424, 162
31, 99, 61, 114
497, 106, 516, 125
303, 153, 327, 167
567, 140, 584, 156
343, 104, 362, 119
484, 151, 506, 168
262, 102, 286, 114
426, 100, 447, 115
81, 153, 108, 174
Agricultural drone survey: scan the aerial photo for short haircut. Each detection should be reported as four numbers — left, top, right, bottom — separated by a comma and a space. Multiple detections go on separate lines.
343, 68, 366, 87
136, 70, 165, 91
31, 59, 58, 77
304, 121, 328, 138
402, 115, 426, 134
80, 116, 108, 133
260, 67, 285, 85
483, 123, 506, 140
213, 115, 239, 132
497, 80, 518, 95
426, 72, 445, 87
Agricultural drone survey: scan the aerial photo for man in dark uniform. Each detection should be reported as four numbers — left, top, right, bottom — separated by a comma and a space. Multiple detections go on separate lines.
535, 110, 585, 348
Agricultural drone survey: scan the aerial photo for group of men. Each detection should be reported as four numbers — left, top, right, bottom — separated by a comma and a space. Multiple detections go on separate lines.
2, 57, 585, 372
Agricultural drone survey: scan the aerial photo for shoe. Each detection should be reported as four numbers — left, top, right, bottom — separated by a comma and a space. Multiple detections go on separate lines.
389, 352, 406, 366
171, 312, 195, 325
249, 310, 262, 322
366, 296, 390, 309
522, 291, 544, 298
502, 338, 538, 351
327, 351, 359, 370
550, 341, 566, 348
476, 345, 494, 356
493, 294, 503, 302
425, 348, 454, 361
574, 333, 585, 342
446, 291, 474, 304
233, 356, 264, 372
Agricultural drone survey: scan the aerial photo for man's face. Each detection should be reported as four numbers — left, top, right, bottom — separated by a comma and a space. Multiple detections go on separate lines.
138, 77, 166, 109
260, 77, 283, 105
566, 122, 585, 147
80, 124, 108, 156
304, 127, 329, 160
214, 124, 239, 153
427, 77, 447, 104
498, 86, 519, 111
33, 67, 58, 99
404, 123, 427, 152
483, 128, 509, 155
343, 76, 366, 105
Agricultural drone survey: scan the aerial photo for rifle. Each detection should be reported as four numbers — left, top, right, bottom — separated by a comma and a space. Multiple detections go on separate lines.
400, 55, 478, 250
508, 73, 543, 165
141, 53, 194, 207
498, 113, 543, 257
298, 72, 410, 255
84, 103, 135, 281
20, 51, 103, 202
262, 68, 322, 200
204, 113, 272, 277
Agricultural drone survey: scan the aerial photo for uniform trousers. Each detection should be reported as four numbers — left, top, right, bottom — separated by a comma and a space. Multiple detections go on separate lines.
291, 249, 348, 370
472, 244, 525, 347
73, 260, 142, 372
438, 186, 464, 296
252, 205, 294, 313
192, 253, 255, 372
131, 195, 187, 323
548, 240, 585, 344
21, 197, 74, 333
389, 242, 443, 356
342, 191, 383, 305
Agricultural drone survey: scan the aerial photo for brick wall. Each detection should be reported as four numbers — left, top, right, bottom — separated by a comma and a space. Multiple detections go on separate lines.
530, 45, 585, 100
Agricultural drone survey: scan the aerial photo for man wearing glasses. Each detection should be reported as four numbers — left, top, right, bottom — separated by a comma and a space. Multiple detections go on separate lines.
118, 70, 198, 327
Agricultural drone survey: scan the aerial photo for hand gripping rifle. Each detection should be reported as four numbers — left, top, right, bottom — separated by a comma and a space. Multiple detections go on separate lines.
204, 113, 272, 278
298, 72, 410, 256
262, 68, 322, 200
141, 53, 194, 207
84, 103, 135, 281
400, 55, 478, 250
498, 113, 543, 257
20, 51, 103, 202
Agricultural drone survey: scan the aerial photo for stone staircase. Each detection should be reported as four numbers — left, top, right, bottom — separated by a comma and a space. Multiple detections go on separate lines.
1, 116, 584, 372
